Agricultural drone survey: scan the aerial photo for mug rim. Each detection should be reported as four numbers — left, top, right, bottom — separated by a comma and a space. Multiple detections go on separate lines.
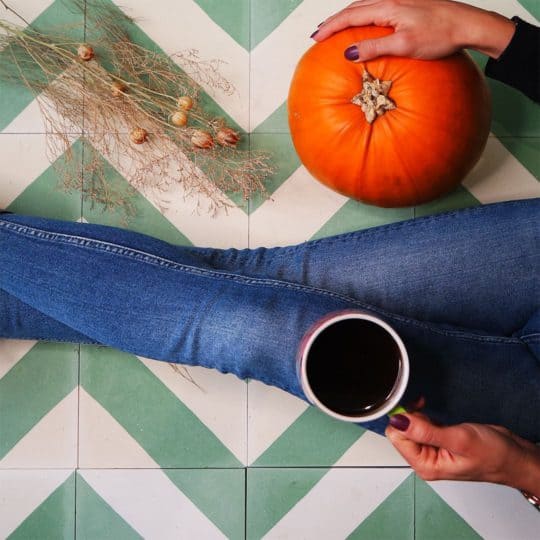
298, 310, 409, 423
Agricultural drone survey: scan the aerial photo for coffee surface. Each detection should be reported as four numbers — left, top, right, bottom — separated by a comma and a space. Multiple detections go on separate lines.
306, 319, 401, 416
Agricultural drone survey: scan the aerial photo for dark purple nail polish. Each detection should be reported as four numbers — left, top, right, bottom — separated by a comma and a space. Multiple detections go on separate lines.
389, 414, 410, 431
310, 30, 319, 39
344, 45, 359, 61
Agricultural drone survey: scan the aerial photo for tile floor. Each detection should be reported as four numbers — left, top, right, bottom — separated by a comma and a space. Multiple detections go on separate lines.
0, 0, 539, 538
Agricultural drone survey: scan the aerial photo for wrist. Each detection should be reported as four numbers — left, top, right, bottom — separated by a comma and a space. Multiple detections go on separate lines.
454, 7, 516, 59
506, 446, 540, 497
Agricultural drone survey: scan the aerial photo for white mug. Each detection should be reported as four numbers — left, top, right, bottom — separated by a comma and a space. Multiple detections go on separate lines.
297, 310, 409, 422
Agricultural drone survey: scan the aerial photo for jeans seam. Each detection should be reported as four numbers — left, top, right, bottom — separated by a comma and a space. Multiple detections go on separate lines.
0, 219, 525, 345
249, 199, 536, 255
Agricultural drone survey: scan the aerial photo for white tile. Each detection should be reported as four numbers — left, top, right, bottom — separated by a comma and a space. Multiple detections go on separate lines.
430, 480, 540, 540
112, 0, 250, 131
0, 134, 80, 209
248, 382, 308, 465
249, 165, 347, 247
464, 136, 540, 203
140, 359, 248, 465
80, 469, 226, 540
0, 339, 36, 380
335, 430, 409, 467
250, 0, 348, 131
0, 469, 73, 538
78, 388, 159, 469
0, 389, 78, 468
264, 468, 412, 539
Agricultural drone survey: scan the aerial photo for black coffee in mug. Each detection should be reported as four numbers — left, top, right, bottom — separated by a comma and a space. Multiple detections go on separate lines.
305, 318, 401, 416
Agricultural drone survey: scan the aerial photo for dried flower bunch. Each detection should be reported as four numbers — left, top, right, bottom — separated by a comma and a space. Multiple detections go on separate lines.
0, 1, 273, 217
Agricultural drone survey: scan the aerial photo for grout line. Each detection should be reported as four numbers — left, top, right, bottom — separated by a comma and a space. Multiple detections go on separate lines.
75, 5, 87, 537
244, 466, 248, 540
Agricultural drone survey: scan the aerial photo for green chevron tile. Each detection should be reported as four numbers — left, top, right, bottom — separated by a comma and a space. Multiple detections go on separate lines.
251, 0, 303, 49
80, 345, 241, 468
346, 474, 414, 540
81, 140, 192, 244
414, 186, 480, 218
247, 467, 328, 540
498, 137, 540, 180
415, 478, 482, 540
85, 0, 243, 134
76, 475, 142, 540
0, 343, 78, 460
0, 1, 84, 132
8, 473, 75, 540
253, 102, 289, 133
312, 199, 414, 240
165, 469, 245, 539
518, 0, 540, 19
468, 50, 540, 137
194, 0, 250, 50
6, 138, 83, 220
253, 406, 363, 467
249, 132, 301, 211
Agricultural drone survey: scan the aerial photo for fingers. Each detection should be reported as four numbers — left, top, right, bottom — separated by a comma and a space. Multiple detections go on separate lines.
313, 2, 384, 42
349, 31, 413, 61
386, 413, 476, 455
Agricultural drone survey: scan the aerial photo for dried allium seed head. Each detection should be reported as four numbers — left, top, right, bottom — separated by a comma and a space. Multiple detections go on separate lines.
177, 96, 194, 110
111, 81, 127, 97
216, 127, 240, 147
77, 44, 94, 61
171, 110, 188, 127
130, 127, 148, 144
191, 130, 213, 149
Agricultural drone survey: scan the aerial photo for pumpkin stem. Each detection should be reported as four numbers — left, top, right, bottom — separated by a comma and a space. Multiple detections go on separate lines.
351, 69, 396, 124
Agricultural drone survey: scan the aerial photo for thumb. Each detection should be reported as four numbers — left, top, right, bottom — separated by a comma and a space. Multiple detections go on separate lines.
345, 33, 410, 62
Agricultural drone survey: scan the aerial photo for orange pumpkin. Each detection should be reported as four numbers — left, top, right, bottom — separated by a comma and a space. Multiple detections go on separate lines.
288, 27, 491, 207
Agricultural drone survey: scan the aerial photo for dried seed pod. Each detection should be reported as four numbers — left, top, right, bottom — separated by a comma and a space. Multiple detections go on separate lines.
170, 110, 188, 127
177, 96, 194, 110
130, 127, 148, 144
216, 127, 240, 147
77, 44, 94, 61
111, 81, 127, 97
191, 130, 213, 149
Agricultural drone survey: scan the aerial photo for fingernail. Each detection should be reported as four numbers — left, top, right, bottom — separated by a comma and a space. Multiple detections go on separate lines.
389, 414, 410, 431
344, 45, 359, 61
317, 21, 325, 27
310, 30, 319, 39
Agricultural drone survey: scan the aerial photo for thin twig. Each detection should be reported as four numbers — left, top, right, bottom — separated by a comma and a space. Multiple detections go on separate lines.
0, 0, 33, 28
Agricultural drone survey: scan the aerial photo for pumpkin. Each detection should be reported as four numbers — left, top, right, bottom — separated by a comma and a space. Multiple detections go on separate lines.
288, 27, 491, 207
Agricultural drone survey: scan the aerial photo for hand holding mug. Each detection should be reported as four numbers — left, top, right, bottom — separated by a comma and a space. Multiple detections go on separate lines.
386, 412, 540, 497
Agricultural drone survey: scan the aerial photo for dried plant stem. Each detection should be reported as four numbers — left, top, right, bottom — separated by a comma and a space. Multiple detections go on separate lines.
0, 2, 274, 217
0, 0, 33, 28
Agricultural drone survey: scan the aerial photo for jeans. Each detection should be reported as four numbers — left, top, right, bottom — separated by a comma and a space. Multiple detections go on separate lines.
0, 199, 539, 439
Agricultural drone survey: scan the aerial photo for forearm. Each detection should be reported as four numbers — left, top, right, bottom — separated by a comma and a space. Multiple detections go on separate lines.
452, 5, 516, 59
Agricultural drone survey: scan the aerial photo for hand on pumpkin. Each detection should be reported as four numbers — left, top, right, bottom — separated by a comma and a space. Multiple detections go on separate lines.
385, 412, 540, 497
313, 0, 516, 61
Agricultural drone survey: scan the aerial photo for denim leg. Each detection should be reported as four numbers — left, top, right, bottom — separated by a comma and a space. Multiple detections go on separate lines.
0, 213, 539, 440
196, 199, 540, 337
0, 288, 98, 344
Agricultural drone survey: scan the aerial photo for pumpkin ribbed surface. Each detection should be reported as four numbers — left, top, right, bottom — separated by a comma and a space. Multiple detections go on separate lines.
288, 27, 491, 207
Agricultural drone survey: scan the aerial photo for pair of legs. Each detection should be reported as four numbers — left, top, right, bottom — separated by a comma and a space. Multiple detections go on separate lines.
1, 199, 538, 439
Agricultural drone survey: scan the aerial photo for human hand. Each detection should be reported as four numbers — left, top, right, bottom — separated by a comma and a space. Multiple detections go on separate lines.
312, 0, 516, 61
385, 412, 540, 496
